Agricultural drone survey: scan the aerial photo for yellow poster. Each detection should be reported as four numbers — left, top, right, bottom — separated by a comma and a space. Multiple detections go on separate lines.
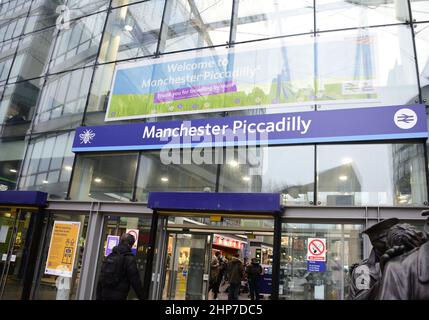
45, 221, 81, 278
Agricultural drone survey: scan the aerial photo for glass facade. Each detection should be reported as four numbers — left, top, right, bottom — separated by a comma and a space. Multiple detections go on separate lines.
0, 0, 428, 301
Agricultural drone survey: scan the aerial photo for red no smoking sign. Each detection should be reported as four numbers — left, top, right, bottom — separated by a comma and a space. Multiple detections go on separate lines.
307, 238, 326, 261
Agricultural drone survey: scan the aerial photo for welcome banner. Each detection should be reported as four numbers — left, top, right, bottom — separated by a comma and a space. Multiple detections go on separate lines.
105, 36, 377, 121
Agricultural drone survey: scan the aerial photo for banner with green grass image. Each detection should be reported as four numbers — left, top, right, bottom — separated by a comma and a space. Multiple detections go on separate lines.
106, 35, 377, 121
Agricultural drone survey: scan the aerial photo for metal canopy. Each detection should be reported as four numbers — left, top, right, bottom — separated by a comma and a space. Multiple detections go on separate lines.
0, 191, 48, 207
147, 192, 282, 214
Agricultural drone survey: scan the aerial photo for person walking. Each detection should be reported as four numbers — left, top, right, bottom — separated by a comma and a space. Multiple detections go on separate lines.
227, 253, 244, 300
96, 233, 145, 300
245, 258, 263, 300
209, 251, 221, 299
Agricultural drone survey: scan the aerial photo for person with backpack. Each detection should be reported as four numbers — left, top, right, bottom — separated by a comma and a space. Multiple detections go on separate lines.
96, 233, 145, 300
245, 258, 263, 300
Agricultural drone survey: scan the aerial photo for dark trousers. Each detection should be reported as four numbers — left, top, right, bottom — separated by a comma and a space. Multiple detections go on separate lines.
248, 279, 260, 300
228, 282, 240, 300
209, 279, 221, 299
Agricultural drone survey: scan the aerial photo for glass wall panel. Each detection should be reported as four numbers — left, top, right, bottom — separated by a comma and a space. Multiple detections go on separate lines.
69, 152, 138, 201
135, 149, 218, 202
8, 26, 57, 83
235, 0, 313, 42
18, 131, 75, 199
0, 1, 30, 42
66, 0, 109, 19
316, 26, 419, 109
411, 0, 429, 22
0, 39, 19, 86
159, 0, 232, 53
98, 1, 164, 63
24, 0, 63, 35
279, 222, 363, 300
32, 67, 93, 133
48, 12, 107, 74
0, 138, 25, 190
316, 0, 409, 31
112, 0, 148, 7
84, 62, 116, 125
317, 143, 427, 206
0, 0, 31, 19
414, 22, 429, 104
33, 213, 88, 300
219, 146, 315, 205
0, 78, 43, 138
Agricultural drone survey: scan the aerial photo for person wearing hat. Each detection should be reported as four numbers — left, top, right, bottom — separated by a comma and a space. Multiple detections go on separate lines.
378, 210, 429, 299
96, 233, 145, 300
348, 218, 399, 300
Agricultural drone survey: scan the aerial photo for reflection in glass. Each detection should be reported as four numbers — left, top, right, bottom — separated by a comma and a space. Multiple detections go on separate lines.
33, 68, 93, 133
98, 1, 164, 63
235, 0, 313, 42
317, 143, 427, 206
280, 223, 363, 300
8, 26, 57, 83
0, 39, 20, 86
70, 152, 138, 201
219, 146, 314, 205
0, 78, 43, 138
49, 12, 107, 74
316, 26, 419, 108
411, 0, 429, 22
0, 138, 26, 191
136, 149, 217, 202
414, 23, 429, 104
316, 0, 409, 31
0, 1, 29, 42
159, 0, 231, 53
24, 0, 62, 35
18, 131, 75, 199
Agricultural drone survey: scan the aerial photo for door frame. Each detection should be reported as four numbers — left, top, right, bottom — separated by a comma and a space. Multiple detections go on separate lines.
0, 206, 45, 300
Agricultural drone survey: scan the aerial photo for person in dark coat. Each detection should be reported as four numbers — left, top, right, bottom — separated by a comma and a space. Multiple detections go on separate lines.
96, 233, 145, 300
227, 253, 244, 300
245, 258, 263, 300
378, 211, 429, 300
348, 218, 399, 300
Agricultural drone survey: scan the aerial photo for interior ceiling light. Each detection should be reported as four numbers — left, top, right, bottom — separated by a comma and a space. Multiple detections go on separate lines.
161, 177, 169, 182
124, 24, 133, 31
339, 175, 348, 181
64, 166, 72, 171
94, 178, 102, 183
242, 176, 250, 181
229, 160, 239, 167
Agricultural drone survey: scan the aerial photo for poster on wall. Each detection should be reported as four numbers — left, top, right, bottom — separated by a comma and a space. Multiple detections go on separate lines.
105, 235, 120, 256
105, 35, 377, 121
45, 221, 81, 278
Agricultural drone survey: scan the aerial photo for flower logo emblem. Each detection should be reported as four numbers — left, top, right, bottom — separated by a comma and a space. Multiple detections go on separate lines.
79, 129, 96, 144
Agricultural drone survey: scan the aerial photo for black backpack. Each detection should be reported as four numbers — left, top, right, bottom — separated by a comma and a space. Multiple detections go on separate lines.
99, 251, 130, 288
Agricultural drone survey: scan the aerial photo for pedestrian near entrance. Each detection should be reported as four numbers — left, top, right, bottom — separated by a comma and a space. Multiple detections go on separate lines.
209, 251, 221, 299
96, 233, 145, 300
227, 253, 244, 300
245, 258, 263, 300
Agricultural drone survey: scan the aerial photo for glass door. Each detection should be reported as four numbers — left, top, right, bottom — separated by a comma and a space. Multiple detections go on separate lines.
163, 233, 210, 300
0, 208, 33, 299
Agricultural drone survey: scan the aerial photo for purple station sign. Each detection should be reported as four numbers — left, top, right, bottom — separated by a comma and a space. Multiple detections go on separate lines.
72, 104, 428, 152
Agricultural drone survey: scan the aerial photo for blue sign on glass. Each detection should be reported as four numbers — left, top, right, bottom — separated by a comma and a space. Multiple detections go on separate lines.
72, 104, 427, 153
307, 261, 326, 272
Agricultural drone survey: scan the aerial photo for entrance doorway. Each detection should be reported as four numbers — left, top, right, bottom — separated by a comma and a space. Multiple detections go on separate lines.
0, 207, 35, 299
151, 214, 275, 301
